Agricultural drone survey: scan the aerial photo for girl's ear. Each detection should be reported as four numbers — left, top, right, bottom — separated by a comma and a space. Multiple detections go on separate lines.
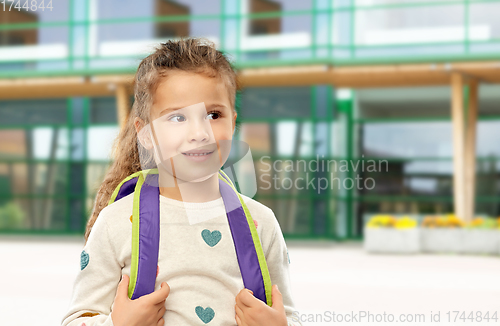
232, 111, 238, 135
135, 118, 154, 150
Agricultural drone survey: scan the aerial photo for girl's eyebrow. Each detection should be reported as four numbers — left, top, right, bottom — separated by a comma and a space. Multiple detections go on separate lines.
206, 103, 229, 110
159, 107, 182, 116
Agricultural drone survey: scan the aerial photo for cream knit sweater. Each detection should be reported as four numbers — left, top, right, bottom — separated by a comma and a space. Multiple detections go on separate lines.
61, 192, 301, 326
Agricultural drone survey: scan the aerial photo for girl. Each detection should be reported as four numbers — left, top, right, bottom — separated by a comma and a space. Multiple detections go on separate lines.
61, 38, 301, 326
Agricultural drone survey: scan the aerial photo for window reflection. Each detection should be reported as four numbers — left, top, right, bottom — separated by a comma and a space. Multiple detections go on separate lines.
470, 3, 500, 39
155, 1, 190, 38
360, 160, 453, 197
20, 163, 68, 195
239, 121, 314, 158
0, 0, 68, 24
0, 0, 68, 53
249, 0, 281, 36
355, 5, 464, 46
90, 97, 119, 124
0, 127, 68, 160
355, 0, 456, 4
362, 120, 500, 158
362, 122, 452, 158
0, 10, 38, 46
477, 121, 500, 157
0, 198, 67, 230
257, 198, 311, 235
96, 20, 220, 57
250, 0, 311, 12
86, 126, 119, 161
0, 130, 26, 159
97, 0, 221, 19
240, 123, 270, 157
0, 99, 67, 125
241, 0, 312, 56
240, 87, 311, 119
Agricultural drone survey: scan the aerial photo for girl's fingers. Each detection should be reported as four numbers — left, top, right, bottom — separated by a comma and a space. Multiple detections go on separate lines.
235, 313, 242, 326
235, 303, 245, 322
237, 290, 254, 308
146, 282, 170, 304
116, 274, 130, 300
154, 301, 166, 310
157, 317, 165, 326
157, 305, 166, 318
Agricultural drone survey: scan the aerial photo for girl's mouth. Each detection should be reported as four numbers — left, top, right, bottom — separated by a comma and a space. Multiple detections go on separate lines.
181, 150, 215, 162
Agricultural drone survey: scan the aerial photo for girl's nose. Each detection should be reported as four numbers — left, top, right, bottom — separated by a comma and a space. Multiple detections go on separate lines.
188, 119, 211, 143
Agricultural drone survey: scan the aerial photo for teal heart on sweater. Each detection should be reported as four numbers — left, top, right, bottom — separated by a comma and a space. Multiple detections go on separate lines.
80, 250, 89, 270
201, 229, 221, 247
195, 306, 215, 323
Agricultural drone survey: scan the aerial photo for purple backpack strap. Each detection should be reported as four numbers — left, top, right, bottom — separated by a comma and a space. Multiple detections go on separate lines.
218, 178, 269, 304
130, 173, 160, 299
110, 169, 271, 305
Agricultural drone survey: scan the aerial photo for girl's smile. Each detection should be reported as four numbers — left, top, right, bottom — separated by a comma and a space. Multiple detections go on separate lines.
181, 148, 216, 162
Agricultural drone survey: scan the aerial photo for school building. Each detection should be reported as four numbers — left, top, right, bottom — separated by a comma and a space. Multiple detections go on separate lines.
0, 0, 499, 239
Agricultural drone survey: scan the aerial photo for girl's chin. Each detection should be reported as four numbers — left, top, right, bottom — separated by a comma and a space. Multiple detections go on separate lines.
189, 172, 217, 183
155, 162, 221, 182
171, 172, 217, 184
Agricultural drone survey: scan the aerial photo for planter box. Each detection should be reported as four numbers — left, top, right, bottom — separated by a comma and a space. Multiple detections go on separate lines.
462, 229, 500, 255
364, 227, 420, 254
421, 228, 463, 254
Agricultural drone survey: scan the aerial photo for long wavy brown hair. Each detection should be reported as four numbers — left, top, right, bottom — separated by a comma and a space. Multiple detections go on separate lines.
84, 37, 240, 242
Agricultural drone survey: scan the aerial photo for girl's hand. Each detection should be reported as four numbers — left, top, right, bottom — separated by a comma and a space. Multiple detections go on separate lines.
234, 285, 287, 326
111, 274, 170, 326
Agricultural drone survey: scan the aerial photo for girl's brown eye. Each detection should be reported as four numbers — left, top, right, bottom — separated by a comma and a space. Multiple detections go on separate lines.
207, 111, 221, 120
168, 115, 186, 122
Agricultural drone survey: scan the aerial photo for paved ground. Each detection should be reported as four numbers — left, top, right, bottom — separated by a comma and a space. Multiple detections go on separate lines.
0, 236, 499, 326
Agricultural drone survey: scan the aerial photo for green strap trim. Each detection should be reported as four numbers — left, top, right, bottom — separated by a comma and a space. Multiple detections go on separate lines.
111, 169, 269, 302
108, 171, 143, 205
218, 169, 236, 189
108, 168, 159, 299
217, 173, 273, 307
241, 194, 273, 307
128, 172, 145, 299
108, 168, 159, 205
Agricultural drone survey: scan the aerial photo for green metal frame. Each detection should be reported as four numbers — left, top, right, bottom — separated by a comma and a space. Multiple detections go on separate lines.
0, 0, 498, 77
247, 84, 338, 240
2, 94, 500, 238
351, 113, 500, 238
0, 96, 91, 235
1, 0, 500, 238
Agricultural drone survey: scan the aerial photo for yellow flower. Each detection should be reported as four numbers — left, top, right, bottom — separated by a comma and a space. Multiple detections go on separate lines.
367, 215, 417, 229
422, 214, 464, 228
466, 217, 497, 229
394, 216, 417, 229
445, 214, 464, 227
422, 216, 439, 228
366, 215, 396, 228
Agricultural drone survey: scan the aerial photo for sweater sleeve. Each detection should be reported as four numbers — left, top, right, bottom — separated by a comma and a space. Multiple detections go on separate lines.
264, 211, 303, 326
61, 212, 122, 326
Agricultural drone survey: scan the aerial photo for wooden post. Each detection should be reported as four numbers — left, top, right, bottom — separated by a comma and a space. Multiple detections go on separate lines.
116, 84, 130, 128
451, 73, 466, 220
464, 79, 478, 223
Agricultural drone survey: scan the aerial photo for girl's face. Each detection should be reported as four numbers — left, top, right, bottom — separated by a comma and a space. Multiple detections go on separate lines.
139, 71, 236, 184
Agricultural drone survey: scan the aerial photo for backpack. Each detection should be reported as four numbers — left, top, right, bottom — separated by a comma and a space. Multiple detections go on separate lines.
108, 168, 273, 306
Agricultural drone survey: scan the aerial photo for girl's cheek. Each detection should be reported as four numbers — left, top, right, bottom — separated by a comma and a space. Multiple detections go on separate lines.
156, 133, 182, 159
214, 128, 232, 141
